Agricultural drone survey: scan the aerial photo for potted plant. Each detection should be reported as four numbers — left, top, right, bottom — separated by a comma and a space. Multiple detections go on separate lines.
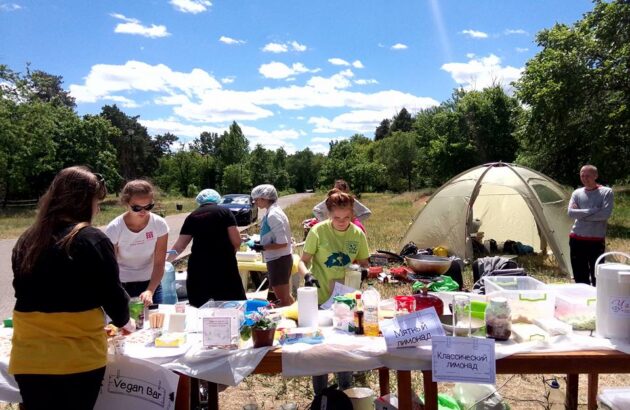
244, 308, 276, 348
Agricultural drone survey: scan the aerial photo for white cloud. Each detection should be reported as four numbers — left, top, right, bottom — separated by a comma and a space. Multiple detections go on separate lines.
103, 95, 140, 108
0, 3, 21, 11
262, 42, 288, 53
111, 14, 170, 38
290, 41, 307, 52
352, 60, 364, 69
70, 61, 439, 130
221, 76, 236, 84
311, 136, 347, 144
504, 29, 528, 36
258, 62, 318, 80
219, 36, 245, 45
391, 43, 408, 50
308, 144, 330, 154
516, 47, 529, 53
262, 41, 307, 53
466, 53, 476, 59
309, 109, 400, 134
329, 58, 350, 66
70, 60, 221, 103
441, 54, 523, 91
354, 79, 378, 85
461, 29, 488, 39
306, 69, 354, 91
170, 0, 211, 14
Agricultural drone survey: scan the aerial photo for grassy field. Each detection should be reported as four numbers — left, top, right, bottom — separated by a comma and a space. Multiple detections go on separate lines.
1, 190, 628, 410
0, 194, 198, 239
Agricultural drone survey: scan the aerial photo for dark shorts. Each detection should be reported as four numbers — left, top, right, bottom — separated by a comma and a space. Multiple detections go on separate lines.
266, 254, 293, 287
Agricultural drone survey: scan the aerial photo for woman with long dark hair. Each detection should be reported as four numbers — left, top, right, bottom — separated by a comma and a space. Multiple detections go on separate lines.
10, 166, 133, 410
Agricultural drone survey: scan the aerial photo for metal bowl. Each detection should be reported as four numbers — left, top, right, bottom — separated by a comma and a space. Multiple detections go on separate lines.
404, 254, 451, 275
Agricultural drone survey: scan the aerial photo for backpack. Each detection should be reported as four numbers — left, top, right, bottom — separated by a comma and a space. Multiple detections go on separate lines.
310, 385, 353, 410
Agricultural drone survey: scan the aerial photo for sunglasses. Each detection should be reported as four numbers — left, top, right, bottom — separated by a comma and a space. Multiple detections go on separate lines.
130, 203, 155, 212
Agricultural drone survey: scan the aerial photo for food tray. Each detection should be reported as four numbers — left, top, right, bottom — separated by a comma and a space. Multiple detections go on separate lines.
484, 276, 555, 322
549, 283, 596, 330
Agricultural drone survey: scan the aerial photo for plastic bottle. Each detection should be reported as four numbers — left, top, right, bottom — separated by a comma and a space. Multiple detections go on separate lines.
161, 259, 178, 304
354, 293, 364, 335
362, 286, 380, 336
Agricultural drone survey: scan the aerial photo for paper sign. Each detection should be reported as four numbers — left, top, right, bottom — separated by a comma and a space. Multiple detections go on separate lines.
203, 317, 233, 347
320, 282, 357, 309
380, 307, 445, 349
431, 336, 496, 384
94, 355, 179, 410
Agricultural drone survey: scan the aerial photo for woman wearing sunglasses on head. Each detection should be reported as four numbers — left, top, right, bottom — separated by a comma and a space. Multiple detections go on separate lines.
105, 180, 169, 305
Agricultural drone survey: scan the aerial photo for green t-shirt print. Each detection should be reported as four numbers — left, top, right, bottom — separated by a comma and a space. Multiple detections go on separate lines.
303, 220, 370, 304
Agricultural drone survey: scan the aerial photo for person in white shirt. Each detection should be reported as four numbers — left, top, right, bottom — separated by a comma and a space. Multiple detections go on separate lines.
251, 184, 294, 306
106, 180, 169, 305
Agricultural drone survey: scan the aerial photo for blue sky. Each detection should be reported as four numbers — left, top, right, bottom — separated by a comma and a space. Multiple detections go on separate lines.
1, 0, 594, 153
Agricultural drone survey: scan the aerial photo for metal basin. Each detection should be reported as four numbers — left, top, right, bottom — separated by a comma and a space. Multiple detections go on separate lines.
405, 254, 451, 275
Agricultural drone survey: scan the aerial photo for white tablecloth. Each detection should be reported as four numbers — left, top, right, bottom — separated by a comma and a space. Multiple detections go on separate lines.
1, 326, 629, 403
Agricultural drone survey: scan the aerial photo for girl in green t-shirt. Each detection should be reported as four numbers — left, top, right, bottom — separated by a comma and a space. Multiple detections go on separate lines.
297, 188, 370, 394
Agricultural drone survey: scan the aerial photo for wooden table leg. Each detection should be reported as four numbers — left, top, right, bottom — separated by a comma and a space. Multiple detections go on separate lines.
378, 368, 390, 396
422, 371, 438, 410
175, 373, 190, 410
566, 374, 579, 410
207, 382, 219, 410
587, 373, 599, 410
397, 370, 412, 410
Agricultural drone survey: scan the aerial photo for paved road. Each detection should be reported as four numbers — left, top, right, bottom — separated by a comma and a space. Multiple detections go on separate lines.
0, 192, 313, 320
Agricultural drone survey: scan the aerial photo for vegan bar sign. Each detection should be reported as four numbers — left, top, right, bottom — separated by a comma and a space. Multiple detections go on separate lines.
380, 307, 445, 349
94, 355, 179, 410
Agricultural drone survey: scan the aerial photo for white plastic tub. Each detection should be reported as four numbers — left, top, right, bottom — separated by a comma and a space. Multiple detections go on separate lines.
484, 276, 555, 322
550, 283, 597, 330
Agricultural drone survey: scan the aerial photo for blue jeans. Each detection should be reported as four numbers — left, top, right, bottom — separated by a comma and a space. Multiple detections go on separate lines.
122, 280, 163, 304
312, 372, 352, 395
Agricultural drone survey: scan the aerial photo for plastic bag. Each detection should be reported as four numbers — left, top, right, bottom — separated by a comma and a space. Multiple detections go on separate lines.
453, 383, 508, 410
412, 277, 458, 293
419, 393, 460, 410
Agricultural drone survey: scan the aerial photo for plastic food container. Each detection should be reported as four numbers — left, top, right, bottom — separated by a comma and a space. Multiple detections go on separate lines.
550, 283, 597, 330
484, 276, 555, 323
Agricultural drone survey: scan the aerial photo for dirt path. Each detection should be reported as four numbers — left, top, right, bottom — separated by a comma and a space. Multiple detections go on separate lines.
0, 193, 313, 320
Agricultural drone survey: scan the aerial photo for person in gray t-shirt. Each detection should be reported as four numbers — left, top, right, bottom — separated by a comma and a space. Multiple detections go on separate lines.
567, 165, 614, 286
312, 179, 371, 232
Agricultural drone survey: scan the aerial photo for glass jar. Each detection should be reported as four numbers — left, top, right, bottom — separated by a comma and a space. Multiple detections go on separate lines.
485, 297, 511, 341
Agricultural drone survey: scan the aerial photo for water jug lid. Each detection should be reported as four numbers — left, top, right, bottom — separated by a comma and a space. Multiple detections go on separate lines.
596, 263, 630, 278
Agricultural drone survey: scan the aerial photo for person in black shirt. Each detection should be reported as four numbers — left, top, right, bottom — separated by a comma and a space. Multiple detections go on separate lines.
10, 166, 133, 410
168, 189, 246, 307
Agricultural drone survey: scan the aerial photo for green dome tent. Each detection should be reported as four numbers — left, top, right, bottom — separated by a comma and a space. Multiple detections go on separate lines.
400, 162, 574, 275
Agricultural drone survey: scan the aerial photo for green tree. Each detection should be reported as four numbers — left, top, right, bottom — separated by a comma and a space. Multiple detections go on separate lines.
0, 98, 57, 202
222, 164, 252, 193
100, 105, 158, 183
287, 148, 322, 192
217, 122, 249, 166
390, 108, 413, 133
248, 144, 274, 186
52, 114, 122, 191
374, 119, 391, 140
155, 150, 204, 196
515, 0, 630, 185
